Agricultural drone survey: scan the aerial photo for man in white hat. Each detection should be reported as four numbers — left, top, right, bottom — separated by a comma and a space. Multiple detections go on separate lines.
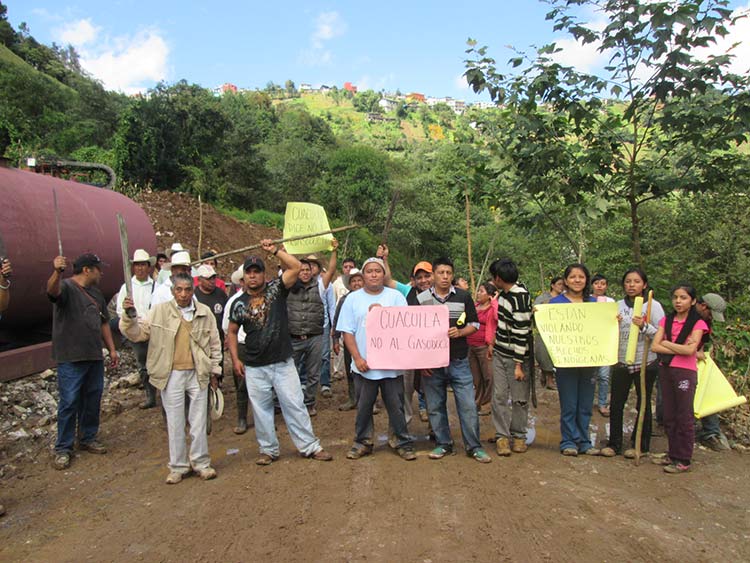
151, 250, 192, 307
116, 249, 157, 408
121, 272, 221, 484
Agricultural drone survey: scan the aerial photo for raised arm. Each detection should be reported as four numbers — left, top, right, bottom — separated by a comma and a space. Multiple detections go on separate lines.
320, 238, 339, 288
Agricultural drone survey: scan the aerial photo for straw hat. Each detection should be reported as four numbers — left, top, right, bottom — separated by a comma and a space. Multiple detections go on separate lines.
130, 249, 156, 266
209, 387, 224, 420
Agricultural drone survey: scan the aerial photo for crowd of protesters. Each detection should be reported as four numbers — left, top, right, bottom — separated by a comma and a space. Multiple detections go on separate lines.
35, 237, 731, 489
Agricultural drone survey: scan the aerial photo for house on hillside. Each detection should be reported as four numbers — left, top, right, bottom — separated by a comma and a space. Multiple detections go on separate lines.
319, 84, 332, 93
406, 92, 426, 103
344, 82, 358, 94
300, 83, 313, 92
212, 83, 238, 96
378, 98, 399, 112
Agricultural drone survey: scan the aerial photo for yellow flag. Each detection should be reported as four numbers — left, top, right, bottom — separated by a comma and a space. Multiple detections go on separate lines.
535, 302, 618, 368
625, 296, 644, 365
283, 202, 334, 255
694, 356, 747, 418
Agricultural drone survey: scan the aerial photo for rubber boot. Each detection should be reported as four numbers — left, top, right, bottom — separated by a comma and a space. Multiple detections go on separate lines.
139, 372, 157, 409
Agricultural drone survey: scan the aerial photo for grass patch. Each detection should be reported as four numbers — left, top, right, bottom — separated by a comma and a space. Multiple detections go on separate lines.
218, 205, 284, 229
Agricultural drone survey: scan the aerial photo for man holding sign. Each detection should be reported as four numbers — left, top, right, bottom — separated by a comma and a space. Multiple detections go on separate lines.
336, 257, 416, 461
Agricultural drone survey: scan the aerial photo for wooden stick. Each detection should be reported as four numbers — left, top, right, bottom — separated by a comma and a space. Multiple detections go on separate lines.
190, 224, 360, 266
197, 194, 203, 259
53, 188, 63, 257
116, 214, 136, 319
634, 289, 654, 466
465, 190, 476, 295
381, 190, 400, 246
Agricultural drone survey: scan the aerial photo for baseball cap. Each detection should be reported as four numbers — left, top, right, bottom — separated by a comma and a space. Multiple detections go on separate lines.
361, 257, 385, 272
74, 253, 103, 270
197, 264, 217, 278
243, 256, 266, 272
412, 261, 433, 276
701, 293, 726, 322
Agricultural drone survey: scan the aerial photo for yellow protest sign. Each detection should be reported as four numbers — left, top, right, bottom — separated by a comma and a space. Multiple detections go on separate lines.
694, 356, 747, 418
535, 302, 618, 367
283, 202, 334, 255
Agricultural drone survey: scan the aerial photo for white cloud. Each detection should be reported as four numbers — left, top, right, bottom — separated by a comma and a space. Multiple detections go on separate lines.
550, 16, 609, 73
55, 19, 100, 47
454, 73, 470, 91
53, 19, 170, 94
81, 31, 170, 95
301, 11, 347, 67
357, 73, 395, 92
312, 11, 347, 48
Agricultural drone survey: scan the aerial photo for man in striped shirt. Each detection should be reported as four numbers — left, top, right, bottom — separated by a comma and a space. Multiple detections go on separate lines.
487, 259, 533, 456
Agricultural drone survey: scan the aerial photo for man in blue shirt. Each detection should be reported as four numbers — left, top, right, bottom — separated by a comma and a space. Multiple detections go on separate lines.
337, 257, 416, 461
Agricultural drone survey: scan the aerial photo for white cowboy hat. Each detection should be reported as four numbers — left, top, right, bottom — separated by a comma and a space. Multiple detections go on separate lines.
130, 248, 156, 266
231, 266, 244, 285
209, 387, 224, 421
166, 242, 186, 258
196, 264, 217, 278
345, 268, 363, 290
165, 251, 192, 269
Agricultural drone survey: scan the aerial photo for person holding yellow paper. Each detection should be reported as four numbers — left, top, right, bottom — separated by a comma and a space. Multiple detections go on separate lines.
549, 264, 601, 457
601, 269, 664, 459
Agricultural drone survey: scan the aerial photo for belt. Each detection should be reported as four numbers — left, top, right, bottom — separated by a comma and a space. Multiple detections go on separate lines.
290, 334, 321, 340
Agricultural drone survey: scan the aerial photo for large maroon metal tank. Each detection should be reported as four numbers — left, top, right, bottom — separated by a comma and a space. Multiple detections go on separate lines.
0, 167, 156, 331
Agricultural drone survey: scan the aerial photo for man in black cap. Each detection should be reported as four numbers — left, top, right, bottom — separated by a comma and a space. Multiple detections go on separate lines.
227, 241, 332, 466
46, 253, 119, 470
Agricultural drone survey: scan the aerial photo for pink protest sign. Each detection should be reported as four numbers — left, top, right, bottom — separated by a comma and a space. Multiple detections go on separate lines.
365, 305, 450, 369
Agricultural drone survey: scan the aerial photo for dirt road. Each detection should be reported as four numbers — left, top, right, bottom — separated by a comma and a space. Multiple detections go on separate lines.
1, 382, 748, 563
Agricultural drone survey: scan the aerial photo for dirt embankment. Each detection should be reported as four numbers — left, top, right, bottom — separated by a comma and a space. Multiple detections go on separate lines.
134, 190, 282, 277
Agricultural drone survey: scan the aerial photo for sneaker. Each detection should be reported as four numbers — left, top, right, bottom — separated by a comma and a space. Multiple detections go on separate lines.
52, 452, 71, 470
511, 438, 528, 454
471, 449, 492, 464
346, 444, 373, 460
419, 409, 429, 422
79, 440, 107, 455
338, 400, 356, 411
664, 462, 691, 474
307, 406, 317, 417
397, 447, 417, 461
428, 446, 453, 460
196, 467, 217, 480
651, 454, 672, 466
495, 437, 511, 457
584, 448, 601, 456
321, 386, 333, 399
165, 471, 184, 484
561, 448, 578, 457
310, 448, 333, 461
701, 435, 729, 452
387, 435, 398, 450
600, 447, 617, 458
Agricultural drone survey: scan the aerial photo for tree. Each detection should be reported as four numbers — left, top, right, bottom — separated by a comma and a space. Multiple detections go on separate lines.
465, 0, 750, 266
352, 90, 382, 113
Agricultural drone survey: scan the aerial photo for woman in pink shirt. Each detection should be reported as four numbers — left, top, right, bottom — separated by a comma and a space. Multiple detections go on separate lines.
651, 284, 708, 474
468, 282, 497, 416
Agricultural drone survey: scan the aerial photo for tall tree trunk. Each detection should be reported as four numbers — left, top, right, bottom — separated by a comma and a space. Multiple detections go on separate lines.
630, 196, 643, 268
465, 190, 475, 295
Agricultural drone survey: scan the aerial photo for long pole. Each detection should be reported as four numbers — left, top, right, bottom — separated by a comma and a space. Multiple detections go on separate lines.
53, 188, 63, 257
634, 290, 654, 466
117, 214, 136, 319
197, 194, 203, 259
190, 223, 360, 266
465, 190, 476, 295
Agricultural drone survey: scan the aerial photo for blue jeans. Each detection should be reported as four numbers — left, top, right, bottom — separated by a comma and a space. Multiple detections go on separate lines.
697, 413, 721, 441
422, 357, 482, 453
418, 390, 426, 411
320, 332, 331, 389
55, 360, 105, 454
596, 365, 610, 407
245, 358, 321, 457
556, 367, 596, 452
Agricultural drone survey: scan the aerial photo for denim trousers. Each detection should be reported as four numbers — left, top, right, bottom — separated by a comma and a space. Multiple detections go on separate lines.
292, 334, 324, 407
55, 360, 104, 454
596, 365, 611, 407
697, 413, 721, 441
245, 358, 321, 457
161, 369, 210, 473
608, 363, 657, 453
354, 374, 412, 449
491, 354, 530, 440
321, 332, 331, 388
660, 366, 697, 464
555, 367, 596, 452
421, 357, 482, 453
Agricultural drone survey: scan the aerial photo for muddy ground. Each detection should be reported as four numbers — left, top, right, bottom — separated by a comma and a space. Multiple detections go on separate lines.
0, 373, 748, 563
